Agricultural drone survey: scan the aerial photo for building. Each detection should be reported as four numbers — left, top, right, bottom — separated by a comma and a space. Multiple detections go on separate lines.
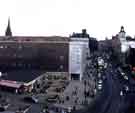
0, 19, 70, 92
69, 29, 90, 80
89, 37, 98, 52
111, 26, 135, 65
0, 19, 69, 72
0, 70, 46, 93
0, 20, 91, 90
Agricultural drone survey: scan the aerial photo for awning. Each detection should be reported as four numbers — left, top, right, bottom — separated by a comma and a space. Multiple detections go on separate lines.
0, 80, 22, 89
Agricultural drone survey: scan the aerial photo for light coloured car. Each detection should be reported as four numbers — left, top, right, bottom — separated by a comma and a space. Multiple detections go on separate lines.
97, 79, 103, 90
121, 72, 125, 76
94, 88, 97, 94
120, 90, 123, 96
98, 79, 103, 84
123, 85, 129, 91
98, 84, 102, 90
98, 73, 101, 78
123, 75, 128, 80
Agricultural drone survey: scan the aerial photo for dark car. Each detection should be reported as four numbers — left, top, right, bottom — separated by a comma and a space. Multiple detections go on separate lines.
0, 103, 10, 112
23, 96, 38, 103
0, 106, 5, 112
46, 95, 58, 103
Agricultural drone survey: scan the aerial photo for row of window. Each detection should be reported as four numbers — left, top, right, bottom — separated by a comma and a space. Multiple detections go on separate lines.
0, 45, 23, 49
0, 63, 64, 70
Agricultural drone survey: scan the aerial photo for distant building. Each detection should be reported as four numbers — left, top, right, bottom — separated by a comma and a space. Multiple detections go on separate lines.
89, 37, 98, 52
126, 47, 135, 67
98, 39, 112, 52
111, 26, 135, 65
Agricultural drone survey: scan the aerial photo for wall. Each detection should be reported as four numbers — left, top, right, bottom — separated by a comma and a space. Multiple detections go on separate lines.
69, 38, 89, 80
0, 41, 69, 72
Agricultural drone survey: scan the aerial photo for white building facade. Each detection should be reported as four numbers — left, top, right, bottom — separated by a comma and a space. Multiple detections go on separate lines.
69, 38, 89, 81
118, 26, 135, 53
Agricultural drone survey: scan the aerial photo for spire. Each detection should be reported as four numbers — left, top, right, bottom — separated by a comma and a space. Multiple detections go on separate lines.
120, 26, 125, 33
5, 18, 12, 36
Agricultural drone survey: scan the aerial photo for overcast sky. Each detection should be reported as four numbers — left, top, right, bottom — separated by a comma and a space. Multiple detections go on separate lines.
0, 0, 135, 40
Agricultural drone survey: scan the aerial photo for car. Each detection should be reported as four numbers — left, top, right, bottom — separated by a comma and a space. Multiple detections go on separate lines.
123, 75, 128, 80
98, 73, 101, 78
120, 90, 123, 96
123, 85, 129, 92
98, 84, 102, 87
0, 102, 10, 112
102, 75, 106, 80
98, 79, 103, 84
97, 84, 102, 90
0, 94, 2, 99
23, 96, 38, 103
46, 95, 58, 103
104, 63, 107, 69
121, 72, 125, 76
97, 79, 103, 90
0, 107, 5, 112
93, 88, 97, 94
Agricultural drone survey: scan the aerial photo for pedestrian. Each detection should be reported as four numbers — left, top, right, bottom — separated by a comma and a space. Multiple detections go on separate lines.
62, 100, 64, 103
74, 99, 77, 104
73, 106, 76, 111
67, 107, 72, 113
61, 109, 65, 113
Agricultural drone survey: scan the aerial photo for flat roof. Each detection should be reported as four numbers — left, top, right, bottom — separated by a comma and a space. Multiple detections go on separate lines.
0, 70, 45, 83
0, 36, 70, 42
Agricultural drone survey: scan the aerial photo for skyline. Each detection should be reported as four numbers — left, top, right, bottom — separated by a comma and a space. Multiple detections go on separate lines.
0, 0, 135, 40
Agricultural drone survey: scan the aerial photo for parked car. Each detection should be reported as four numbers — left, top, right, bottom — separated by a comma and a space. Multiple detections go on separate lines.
123, 75, 128, 80
46, 95, 58, 103
23, 96, 38, 103
97, 84, 102, 90
0, 103, 10, 112
97, 79, 103, 90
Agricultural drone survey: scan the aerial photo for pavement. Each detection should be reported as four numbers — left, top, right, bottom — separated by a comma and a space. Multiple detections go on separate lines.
54, 80, 94, 110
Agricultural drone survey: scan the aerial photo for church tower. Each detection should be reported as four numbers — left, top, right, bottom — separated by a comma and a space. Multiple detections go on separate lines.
5, 18, 12, 36
119, 26, 126, 42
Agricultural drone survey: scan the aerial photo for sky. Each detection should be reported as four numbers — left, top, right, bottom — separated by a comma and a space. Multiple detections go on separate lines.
0, 0, 135, 40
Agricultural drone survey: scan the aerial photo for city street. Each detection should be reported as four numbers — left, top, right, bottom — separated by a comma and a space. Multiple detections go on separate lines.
74, 52, 135, 113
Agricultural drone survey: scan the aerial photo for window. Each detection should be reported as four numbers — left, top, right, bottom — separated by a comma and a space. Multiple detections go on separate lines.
4, 45, 7, 48
60, 65, 63, 70
13, 54, 17, 57
60, 56, 64, 60
18, 45, 22, 50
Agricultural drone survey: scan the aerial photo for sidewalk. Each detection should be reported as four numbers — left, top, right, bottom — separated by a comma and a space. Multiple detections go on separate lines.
54, 80, 93, 110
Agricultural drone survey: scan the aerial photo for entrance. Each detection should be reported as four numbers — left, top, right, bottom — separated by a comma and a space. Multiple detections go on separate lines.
71, 74, 80, 80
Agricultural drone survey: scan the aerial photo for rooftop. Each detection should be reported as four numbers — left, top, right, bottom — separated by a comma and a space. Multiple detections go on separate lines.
0, 36, 69, 43
0, 70, 45, 83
